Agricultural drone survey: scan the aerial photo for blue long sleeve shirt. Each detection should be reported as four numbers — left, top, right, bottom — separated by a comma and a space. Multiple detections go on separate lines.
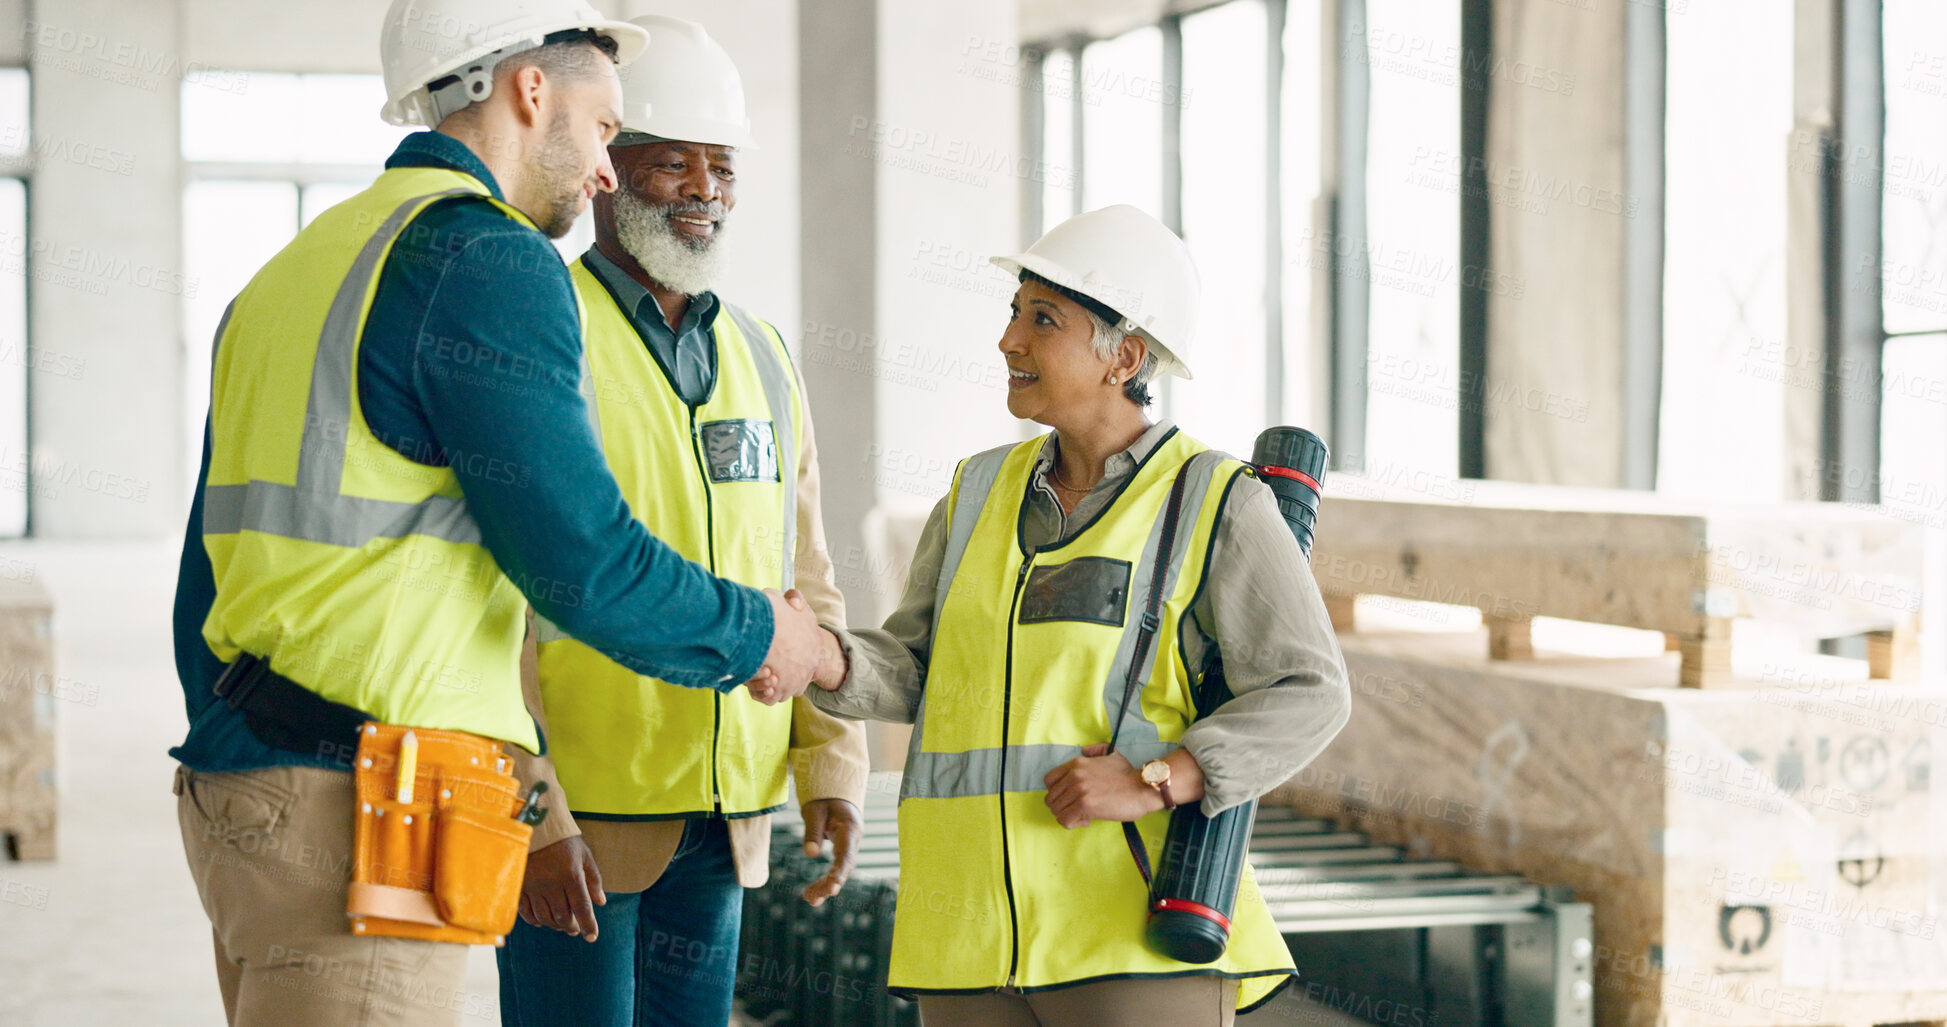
171, 131, 773, 773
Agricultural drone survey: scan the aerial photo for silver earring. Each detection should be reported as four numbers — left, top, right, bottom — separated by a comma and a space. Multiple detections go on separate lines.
1109, 376, 1119, 384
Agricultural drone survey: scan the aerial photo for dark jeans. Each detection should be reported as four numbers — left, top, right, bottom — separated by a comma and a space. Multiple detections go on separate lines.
498, 818, 743, 1027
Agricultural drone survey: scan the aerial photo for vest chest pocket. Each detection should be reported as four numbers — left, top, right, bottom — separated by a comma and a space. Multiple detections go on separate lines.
1018, 556, 1132, 627
700, 419, 780, 483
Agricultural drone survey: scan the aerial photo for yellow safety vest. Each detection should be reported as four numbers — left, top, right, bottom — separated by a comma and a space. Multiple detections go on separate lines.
534, 258, 802, 817
891, 429, 1296, 1010
201, 166, 542, 750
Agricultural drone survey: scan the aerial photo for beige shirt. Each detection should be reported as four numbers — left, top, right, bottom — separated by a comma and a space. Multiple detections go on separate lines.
515, 362, 870, 892
808, 420, 1351, 815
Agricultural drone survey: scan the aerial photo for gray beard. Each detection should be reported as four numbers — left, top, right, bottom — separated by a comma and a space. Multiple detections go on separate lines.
613, 191, 729, 296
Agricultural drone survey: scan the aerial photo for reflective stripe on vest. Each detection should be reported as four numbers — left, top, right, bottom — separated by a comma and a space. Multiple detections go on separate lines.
200, 167, 540, 750
903, 440, 1230, 801
534, 263, 802, 817
204, 188, 484, 546
887, 429, 1295, 1008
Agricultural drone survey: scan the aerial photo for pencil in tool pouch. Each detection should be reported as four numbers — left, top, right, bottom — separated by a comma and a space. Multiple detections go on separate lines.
347, 722, 533, 945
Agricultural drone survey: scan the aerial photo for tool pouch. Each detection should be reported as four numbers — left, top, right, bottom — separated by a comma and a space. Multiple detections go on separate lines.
347, 722, 532, 945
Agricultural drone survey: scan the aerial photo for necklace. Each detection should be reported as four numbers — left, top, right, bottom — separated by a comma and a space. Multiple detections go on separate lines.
1048, 463, 1096, 493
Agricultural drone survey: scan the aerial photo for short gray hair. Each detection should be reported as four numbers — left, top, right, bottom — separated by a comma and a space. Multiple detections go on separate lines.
1081, 308, 1159, 407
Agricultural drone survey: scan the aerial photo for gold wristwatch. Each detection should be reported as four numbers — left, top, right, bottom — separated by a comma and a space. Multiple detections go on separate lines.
1141, 758, 1177, 810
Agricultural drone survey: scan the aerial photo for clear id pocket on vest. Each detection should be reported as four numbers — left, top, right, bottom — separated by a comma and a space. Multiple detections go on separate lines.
1018, 556, 1133, 627
700, 418, 780, 482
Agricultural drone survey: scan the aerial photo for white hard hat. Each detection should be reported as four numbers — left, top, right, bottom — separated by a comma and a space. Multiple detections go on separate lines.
991, 205, 1202, 380
614, 15, 757, 150
378, 0, 651, 127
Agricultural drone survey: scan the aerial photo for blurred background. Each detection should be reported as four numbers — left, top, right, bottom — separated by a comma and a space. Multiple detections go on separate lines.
0, 0, 1942, 1024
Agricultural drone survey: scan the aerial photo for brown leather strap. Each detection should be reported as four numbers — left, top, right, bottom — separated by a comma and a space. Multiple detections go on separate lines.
347, 882, 445, 926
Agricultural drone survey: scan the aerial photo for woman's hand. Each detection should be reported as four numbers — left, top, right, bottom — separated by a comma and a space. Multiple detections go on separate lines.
1043, 744, 1165, 828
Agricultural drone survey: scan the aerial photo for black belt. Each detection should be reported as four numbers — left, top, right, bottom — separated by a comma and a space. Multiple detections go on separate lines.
214, 653, 371, 762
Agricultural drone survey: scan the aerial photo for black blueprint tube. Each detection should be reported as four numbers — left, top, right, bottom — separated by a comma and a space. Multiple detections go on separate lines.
1145, 426, 1327, 964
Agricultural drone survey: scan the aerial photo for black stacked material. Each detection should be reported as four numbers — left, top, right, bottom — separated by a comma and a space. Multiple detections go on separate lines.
737, 786, 917, 1027
738, 785, 1592, 1026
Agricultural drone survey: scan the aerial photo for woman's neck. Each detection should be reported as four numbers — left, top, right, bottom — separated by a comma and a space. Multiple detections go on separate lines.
1051, 407, 1152, 488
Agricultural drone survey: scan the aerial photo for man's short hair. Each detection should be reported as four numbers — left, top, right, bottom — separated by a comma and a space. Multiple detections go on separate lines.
494, 28, 622, 88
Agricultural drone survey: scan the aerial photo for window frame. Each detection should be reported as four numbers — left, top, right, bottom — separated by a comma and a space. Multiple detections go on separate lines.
0, 67, 31, 538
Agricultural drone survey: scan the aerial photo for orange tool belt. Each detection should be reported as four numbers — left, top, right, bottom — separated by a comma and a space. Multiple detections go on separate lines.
346, 722, 533, 946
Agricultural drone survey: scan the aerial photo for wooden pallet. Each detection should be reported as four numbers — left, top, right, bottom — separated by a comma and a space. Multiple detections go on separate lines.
1275, 627, 1947, 1027
0, 580, 55, 860
1311, 480, 1925, 688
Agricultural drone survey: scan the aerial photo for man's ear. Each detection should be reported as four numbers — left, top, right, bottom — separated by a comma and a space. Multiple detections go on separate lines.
503, 64, 548, 129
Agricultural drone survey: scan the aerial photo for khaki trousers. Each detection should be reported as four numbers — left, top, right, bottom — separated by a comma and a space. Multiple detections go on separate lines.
917, 976, 1239, 1027
175, 765, 476, 1026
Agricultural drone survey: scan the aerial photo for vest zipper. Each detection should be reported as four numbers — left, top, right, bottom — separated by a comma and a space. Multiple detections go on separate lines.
999, 554, 1032, 989
688, 403, 724, 813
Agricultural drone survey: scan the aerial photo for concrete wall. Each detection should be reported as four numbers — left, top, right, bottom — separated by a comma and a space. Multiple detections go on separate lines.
24, 0, 186, 536
9, 0, 805, 539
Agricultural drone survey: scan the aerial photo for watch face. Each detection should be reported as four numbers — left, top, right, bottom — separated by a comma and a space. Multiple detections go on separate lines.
1142, 760, 1170, 785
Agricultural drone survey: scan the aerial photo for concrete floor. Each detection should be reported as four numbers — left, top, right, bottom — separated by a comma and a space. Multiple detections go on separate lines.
0, 541, 1366, 1026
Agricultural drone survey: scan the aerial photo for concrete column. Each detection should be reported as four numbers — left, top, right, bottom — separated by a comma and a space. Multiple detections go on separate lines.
1482, 0, 1630, 487
797, 0, 881, 619
798, 0, 1020, 623
25, 0, 186, 536
1783, 0, 1837, 504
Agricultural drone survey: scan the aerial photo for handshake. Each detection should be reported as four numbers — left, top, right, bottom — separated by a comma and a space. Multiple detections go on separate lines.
745, 588, 846, 705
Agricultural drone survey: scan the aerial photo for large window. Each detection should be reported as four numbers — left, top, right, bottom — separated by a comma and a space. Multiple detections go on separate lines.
1174, 1, 1272, 456
180, 74, 411, 485
1027, 1, 1325, 459
1880, 0, 1947, 669
1656, 0, 1793, 501
0, 70, 29, 537
179, 74, 600, 485
1355, 0, 1461, 479
1024, 1, 1460, 466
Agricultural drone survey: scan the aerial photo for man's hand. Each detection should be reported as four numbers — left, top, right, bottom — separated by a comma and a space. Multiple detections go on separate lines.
1042, 744, 1166, 829
518, 836, 606, 941
747, 588, 828, 705
799, 798, 861, 907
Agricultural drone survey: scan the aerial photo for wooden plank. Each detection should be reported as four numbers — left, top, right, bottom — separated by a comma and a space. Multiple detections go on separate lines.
0, 580, 55, 861
1274, 627, 1947, 1027
1867, 615, 1922, 682
1676, 617, 1733, 689
1310, 481, 1925, 648
1485, 615, 1533, 661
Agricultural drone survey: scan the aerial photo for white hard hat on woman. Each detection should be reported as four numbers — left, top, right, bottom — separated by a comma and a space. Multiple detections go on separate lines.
991, 203, 1202, 380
